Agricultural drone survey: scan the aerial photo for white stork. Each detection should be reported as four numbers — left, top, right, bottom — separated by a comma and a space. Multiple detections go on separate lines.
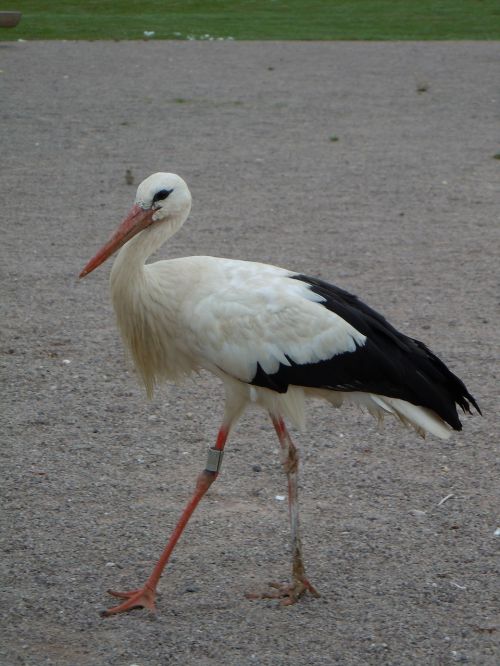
80, 172, 480, 616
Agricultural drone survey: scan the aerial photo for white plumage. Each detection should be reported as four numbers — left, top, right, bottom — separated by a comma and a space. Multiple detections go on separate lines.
80, 172, 479, 616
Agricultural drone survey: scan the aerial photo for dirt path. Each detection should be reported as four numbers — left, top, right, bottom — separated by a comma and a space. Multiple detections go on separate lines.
1, 41, 498, 665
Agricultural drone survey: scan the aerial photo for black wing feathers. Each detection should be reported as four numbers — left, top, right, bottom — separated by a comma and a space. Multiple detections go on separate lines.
250, 274, 480, 431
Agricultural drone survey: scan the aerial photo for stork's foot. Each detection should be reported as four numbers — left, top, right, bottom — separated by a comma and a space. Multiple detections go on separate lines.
101, 584, 156, 616
245, 578, 320, 606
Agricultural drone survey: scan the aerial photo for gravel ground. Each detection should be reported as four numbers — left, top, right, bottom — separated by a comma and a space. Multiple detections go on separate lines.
1, 41, 498, 666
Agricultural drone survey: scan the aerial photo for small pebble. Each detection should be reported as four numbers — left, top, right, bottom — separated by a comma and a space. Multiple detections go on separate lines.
252, 464, 262, 472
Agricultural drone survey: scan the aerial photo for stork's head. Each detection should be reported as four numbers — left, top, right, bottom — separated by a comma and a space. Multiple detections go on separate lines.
79, 172, 191, 278
136, 172, 192, 221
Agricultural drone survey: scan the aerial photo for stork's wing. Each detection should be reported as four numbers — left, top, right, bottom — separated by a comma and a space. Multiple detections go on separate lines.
185, 265, 479, 430
186, 265, 365, 380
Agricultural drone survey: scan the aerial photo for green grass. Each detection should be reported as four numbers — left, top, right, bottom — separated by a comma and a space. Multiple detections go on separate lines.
2, 1, 500, 41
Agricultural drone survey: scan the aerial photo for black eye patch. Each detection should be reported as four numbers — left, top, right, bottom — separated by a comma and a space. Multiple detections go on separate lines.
152, 188, 173, 205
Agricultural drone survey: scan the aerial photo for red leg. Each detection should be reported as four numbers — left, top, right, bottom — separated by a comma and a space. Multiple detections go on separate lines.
102, 425, 229, 616
246, 415, 319, 605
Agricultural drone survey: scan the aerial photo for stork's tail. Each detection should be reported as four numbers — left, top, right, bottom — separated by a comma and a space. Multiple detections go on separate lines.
329, 391, 476, 440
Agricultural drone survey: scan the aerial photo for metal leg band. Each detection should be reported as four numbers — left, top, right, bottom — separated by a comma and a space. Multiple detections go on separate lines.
205, 447, 224, 473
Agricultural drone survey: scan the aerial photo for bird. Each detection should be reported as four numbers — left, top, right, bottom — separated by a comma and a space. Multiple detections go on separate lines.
79, 172, 480, 616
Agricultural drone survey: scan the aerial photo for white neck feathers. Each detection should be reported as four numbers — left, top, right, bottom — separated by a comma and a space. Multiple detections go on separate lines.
109, 209, 193, 395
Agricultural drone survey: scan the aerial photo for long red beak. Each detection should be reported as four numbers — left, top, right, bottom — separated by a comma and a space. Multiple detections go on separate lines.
79, 204, 154, 278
